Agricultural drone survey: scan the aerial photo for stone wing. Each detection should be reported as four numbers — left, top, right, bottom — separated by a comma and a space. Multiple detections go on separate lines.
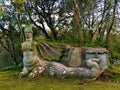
36, 42, 62, 61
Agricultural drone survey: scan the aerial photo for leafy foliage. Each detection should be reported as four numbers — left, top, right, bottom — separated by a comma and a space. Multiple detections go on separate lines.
0, 0, 120, 68
0, 63, 23, 71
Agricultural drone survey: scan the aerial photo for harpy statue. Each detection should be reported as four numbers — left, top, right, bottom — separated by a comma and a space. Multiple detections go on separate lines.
20, 25, 109, 80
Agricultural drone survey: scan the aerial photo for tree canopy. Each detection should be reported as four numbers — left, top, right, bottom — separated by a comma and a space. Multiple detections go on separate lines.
0, 0, 120, 65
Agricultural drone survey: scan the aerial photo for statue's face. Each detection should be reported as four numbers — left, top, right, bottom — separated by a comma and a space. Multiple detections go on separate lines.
25, 32, 32, 39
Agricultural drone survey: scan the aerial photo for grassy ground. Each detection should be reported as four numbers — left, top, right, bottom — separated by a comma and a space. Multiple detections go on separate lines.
0, 69, 120, 90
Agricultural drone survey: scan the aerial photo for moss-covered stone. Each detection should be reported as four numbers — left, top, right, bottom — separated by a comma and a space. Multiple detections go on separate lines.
20, 26, 109, 80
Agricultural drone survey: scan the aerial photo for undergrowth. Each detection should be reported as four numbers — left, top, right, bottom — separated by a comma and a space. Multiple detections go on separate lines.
0, 63, 23, 71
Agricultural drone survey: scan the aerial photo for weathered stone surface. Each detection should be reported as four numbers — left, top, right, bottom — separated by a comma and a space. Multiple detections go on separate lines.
86, 47, 108, 53
60, 47, 82, 67
36, 42, 62, 61
68, 48, 82, 67
20, 25, 109, 80
43, 58, 100, 80
86, 47, 109, 70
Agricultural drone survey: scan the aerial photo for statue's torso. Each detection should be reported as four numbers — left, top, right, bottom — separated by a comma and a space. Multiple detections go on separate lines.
22, 41, 39, 67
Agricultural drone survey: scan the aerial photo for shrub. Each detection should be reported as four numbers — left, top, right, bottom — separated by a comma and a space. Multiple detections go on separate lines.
0, 50, 14, 68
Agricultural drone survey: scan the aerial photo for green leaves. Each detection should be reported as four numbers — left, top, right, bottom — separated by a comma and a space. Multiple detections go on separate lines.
0, 3, 6, 17
14, 0, 25, 5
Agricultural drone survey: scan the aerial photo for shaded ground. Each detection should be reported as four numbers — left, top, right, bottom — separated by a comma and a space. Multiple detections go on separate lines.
0, 69, 120, 90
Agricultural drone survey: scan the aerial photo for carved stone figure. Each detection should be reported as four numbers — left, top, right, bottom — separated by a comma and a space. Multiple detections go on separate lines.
20, 26, 48, 77
20, 25, 109, 80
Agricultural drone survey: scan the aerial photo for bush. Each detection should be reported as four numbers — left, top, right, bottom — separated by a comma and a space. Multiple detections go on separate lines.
0, 50, 14, 68
85, 41, 106, 47
0, 63, 23, 71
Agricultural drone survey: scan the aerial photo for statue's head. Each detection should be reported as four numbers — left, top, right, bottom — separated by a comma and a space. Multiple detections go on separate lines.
24, 25, 33, 40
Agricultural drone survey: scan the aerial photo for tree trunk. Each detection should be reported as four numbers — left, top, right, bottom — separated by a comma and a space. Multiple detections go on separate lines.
10, 30, 19, 65
47, 24, 58, 41
11, 42, 18, 65
105, 0, 117, 46
73, 0, 83, 43
96, 0, 107, 42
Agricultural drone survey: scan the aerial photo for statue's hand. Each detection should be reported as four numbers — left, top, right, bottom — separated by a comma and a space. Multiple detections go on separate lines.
28, 67, 45, 78
19, 68, 29, 78
19, 72, 27, 78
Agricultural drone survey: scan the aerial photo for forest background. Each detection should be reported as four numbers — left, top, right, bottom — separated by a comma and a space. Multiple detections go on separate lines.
0, 0, 120, 69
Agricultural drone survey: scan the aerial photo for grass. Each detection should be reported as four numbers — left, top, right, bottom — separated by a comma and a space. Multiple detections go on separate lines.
0, 70, 120, 90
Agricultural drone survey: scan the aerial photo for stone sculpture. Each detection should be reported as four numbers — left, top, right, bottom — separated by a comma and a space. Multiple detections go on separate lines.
20, 25, 109, 80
